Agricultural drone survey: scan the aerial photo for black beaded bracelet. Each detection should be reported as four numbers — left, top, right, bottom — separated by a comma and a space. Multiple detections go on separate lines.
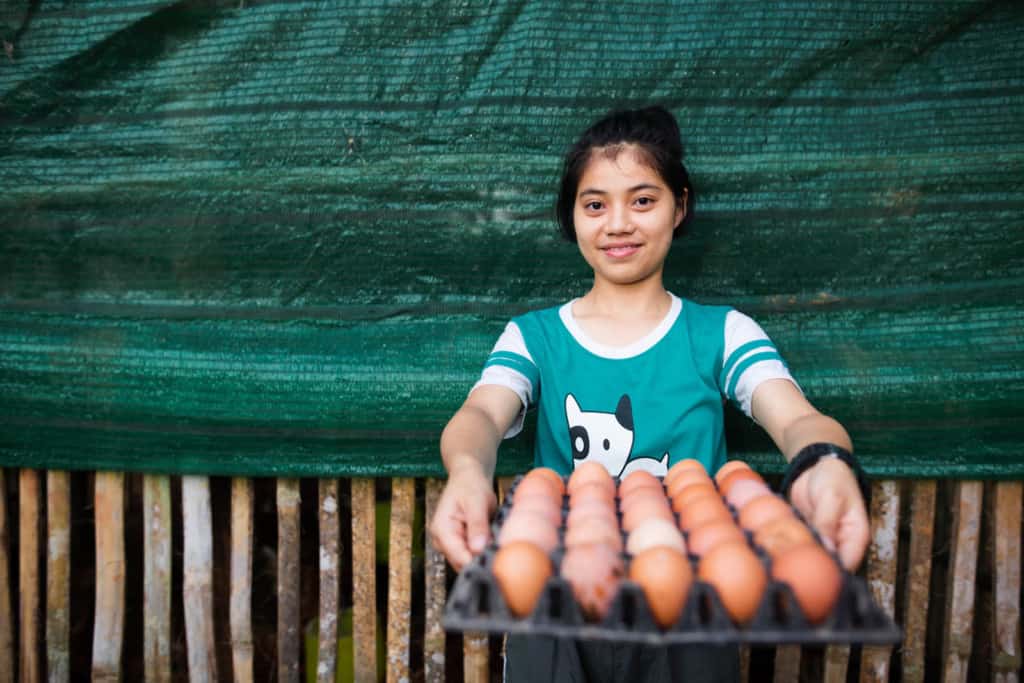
780, 443, 871, 505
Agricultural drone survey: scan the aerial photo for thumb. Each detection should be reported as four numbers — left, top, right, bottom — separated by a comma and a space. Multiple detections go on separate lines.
809, 492, 843, 555
465, 492, 495, 554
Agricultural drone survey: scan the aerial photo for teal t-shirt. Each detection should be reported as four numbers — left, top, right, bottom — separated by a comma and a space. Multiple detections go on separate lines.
477, 295, 793, 477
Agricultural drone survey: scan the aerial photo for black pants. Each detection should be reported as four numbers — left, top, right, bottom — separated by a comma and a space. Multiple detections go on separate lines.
504, 634, 740, 683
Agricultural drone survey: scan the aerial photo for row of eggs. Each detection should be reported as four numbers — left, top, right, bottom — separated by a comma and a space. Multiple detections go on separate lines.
490, 460, 842, 630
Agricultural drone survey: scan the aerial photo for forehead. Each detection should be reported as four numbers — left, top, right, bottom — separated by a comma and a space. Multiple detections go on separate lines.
577, 145, 666, 193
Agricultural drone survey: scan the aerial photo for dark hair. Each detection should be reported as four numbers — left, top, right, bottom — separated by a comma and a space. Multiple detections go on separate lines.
556, 106, 695, 242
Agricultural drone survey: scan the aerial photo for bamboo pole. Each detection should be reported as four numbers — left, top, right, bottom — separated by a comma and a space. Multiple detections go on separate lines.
351, 478, 377, 683
823, 645, 849, 683
859, 479, 900, 683
991, 482, 1021, 683
423, 479, 446, 683
317, 478, 340, 683
942, 481, 983, 683
773, 645, 800, 682
46, 471, 70, 682
738, 647, 749, 683
902, 479, 936, 683
19, 469, 40, 683
230, 478, 254, 683
92, 471, 125, 683
142, 475, 172, 683
277, 478, 302, 683
182, 475, 217, 683
0, 470, 12, 683
386, 478, 415, 683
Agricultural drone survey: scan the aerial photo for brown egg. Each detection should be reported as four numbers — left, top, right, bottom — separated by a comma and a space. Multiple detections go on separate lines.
698, 541, 766, 625
737, 495, 794, 532
621, 497, 675, 532
508, 494, 562, 527
724, 479, 773, 511
665, 458, 708, 488
565, 499, 618, 529
522, 467, 566, 497
771, 543, 842, 624
567, 461, 615, 496
670, 483, 720, 515
569, 481, 616, 508
629, 546, 693, 628
512, 475, 562, 504
498, 512, 560, 554
492, 541, 552, 618
564, 516, 624, 553
619, 483, 670, 511
618, 470, 662, 499
677, 498, 733, 532
718, 468, 766, 497
753, 517, 816, 557
686, 519, 747, 557
666, 469, 714, 499
561, 543, 625, 622
713, 460, 752, 485
626, 517, 686, 555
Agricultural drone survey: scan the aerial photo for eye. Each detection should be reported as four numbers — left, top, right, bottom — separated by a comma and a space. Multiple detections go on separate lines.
583, 200, 603, 211
634, 196, 655, 208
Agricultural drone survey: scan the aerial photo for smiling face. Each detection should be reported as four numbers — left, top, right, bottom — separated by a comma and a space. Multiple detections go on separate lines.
573, 145, 686, 289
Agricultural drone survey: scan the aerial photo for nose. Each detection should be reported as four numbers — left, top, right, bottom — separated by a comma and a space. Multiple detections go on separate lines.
607, 203, 634, 235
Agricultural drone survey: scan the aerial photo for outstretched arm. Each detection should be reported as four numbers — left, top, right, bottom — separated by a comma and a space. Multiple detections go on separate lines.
751, 378, 870, 571
428, 384, 523, 571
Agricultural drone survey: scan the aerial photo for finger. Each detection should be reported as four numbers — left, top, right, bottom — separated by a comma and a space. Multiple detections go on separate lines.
808, 491, 844, 555
835, 504, 871, 571
465, 493, 495, 554
429, 509, 473, 572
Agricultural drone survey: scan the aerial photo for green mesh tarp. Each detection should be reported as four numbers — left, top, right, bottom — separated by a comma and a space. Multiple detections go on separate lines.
1, 1, 1022, 478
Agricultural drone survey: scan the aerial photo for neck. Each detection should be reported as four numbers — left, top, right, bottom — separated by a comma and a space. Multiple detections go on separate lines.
581, 276, 671, 319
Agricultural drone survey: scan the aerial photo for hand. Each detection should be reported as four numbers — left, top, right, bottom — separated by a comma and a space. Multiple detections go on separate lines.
428, 467, 497, 572
788, 456, 870, 571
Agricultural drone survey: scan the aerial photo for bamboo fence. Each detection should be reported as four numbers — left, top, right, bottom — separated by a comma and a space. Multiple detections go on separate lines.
0, 470, 1019, 682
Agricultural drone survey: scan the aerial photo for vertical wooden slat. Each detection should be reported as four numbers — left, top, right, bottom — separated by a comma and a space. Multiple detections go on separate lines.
386, 478, 415, 683
774, 645, 801, 682
991, 482, 1021, 683
902, 479, 937, 683
181, 475, 218, 683
423, 479, 446, 683
230, 478, 254, 683
823, 645, 850, 683
143, 474, 172, 683
0, 470, 12, 683
860, 479, 900, 683
277, 478, 302, 683
463, 476, 503, 683
19, 469, 40, 683
317, 478, 340, 683
463, 632, 489, 683
942, 480, 983, 683
46, 471, 70, 682
351, 478, 377, 683
738, 646, 750, 683
92, 471, 124, 683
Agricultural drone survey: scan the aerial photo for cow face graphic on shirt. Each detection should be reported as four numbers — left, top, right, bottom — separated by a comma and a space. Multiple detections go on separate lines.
564, 394, 668, 477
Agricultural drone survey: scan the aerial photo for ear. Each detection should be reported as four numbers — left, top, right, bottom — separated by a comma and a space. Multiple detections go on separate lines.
674, 188, 688, 228
615, 394, 633, 430
565, 393, 581, 422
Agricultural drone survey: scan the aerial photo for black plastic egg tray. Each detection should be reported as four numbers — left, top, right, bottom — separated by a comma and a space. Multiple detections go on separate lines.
442, 476, 901, 645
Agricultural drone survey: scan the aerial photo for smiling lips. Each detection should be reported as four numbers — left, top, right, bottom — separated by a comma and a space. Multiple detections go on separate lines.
602, 243, 641, 259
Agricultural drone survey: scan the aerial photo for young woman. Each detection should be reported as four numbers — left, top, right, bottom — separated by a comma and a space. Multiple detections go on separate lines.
429, 106, 870, 682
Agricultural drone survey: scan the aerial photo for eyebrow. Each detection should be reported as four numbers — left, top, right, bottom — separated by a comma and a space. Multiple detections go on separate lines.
578, 183, 663, 198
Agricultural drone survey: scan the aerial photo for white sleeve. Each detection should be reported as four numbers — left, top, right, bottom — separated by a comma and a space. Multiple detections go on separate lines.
721, 310, 801, 418
469, 321, 538, 439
